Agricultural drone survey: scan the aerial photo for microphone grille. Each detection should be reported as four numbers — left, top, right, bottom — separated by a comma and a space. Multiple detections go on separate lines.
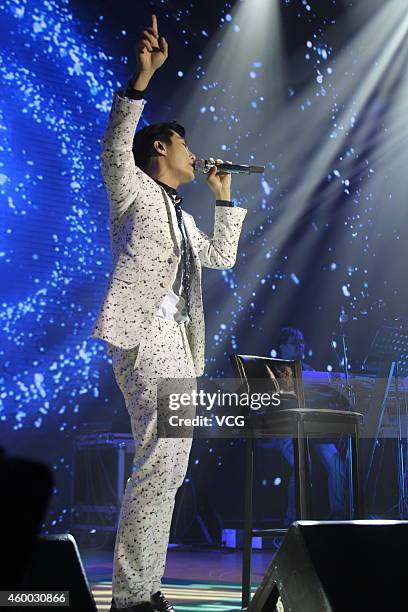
194, 159, 208, 173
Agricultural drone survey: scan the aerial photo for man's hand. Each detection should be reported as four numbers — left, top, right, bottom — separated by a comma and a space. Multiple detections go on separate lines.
206, 159, 232, 201
132, 14, 168, 90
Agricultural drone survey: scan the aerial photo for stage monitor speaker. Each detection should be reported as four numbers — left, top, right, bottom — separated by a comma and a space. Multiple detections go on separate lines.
248, 520, 408, 612
18, 534, 97, 611
0, 450, 53, 590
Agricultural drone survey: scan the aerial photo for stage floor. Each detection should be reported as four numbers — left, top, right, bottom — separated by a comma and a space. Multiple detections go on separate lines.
83, 546, 277, 611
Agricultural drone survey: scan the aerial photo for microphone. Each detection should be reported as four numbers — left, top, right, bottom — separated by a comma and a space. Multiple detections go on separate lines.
194, 159, 265, 175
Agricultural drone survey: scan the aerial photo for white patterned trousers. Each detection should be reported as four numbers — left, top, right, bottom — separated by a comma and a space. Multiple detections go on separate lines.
107, 316, 196, 608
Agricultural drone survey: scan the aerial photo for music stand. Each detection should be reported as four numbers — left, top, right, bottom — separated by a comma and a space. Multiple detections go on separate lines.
363, 325, 408, 376
363, 326, 408, 517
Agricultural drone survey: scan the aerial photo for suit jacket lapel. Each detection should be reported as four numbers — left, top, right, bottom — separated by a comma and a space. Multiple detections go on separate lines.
158, 186, 182, 249
155, 184, 200, 265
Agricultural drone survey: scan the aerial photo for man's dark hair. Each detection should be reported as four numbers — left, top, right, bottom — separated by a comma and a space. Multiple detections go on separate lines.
278, 327, 305, 346
132, 121, 186, 172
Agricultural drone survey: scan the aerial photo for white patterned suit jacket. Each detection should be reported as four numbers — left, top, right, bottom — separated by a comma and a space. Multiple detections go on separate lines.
91, 92, 247, 376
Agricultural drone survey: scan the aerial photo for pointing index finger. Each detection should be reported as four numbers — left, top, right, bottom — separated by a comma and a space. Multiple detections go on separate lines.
151, 14, 158, 36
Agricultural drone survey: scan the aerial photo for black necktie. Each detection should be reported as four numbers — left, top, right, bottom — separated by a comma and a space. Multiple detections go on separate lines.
172, 196, 192, 318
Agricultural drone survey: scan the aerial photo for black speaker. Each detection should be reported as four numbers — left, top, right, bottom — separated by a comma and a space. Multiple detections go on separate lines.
248, 520, 408, 612
0, 450, 53, 590
18, 534, 97, 611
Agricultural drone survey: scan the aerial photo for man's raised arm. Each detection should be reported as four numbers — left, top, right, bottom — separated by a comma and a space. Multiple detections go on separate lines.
101, 14, 168, 216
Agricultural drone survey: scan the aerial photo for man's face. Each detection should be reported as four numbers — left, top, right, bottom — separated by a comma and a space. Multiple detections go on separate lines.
279, 337, 305, 361
163, 131, 196, 184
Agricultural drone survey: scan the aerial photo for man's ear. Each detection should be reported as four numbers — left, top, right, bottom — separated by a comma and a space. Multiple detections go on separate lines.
153, 140, 167, 156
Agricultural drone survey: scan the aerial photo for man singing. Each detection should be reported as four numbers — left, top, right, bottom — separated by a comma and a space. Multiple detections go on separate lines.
92, 14, 247, 612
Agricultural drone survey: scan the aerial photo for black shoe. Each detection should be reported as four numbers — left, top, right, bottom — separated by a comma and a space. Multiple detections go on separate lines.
109, 599, 155, 612
151, 591, 175, 612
